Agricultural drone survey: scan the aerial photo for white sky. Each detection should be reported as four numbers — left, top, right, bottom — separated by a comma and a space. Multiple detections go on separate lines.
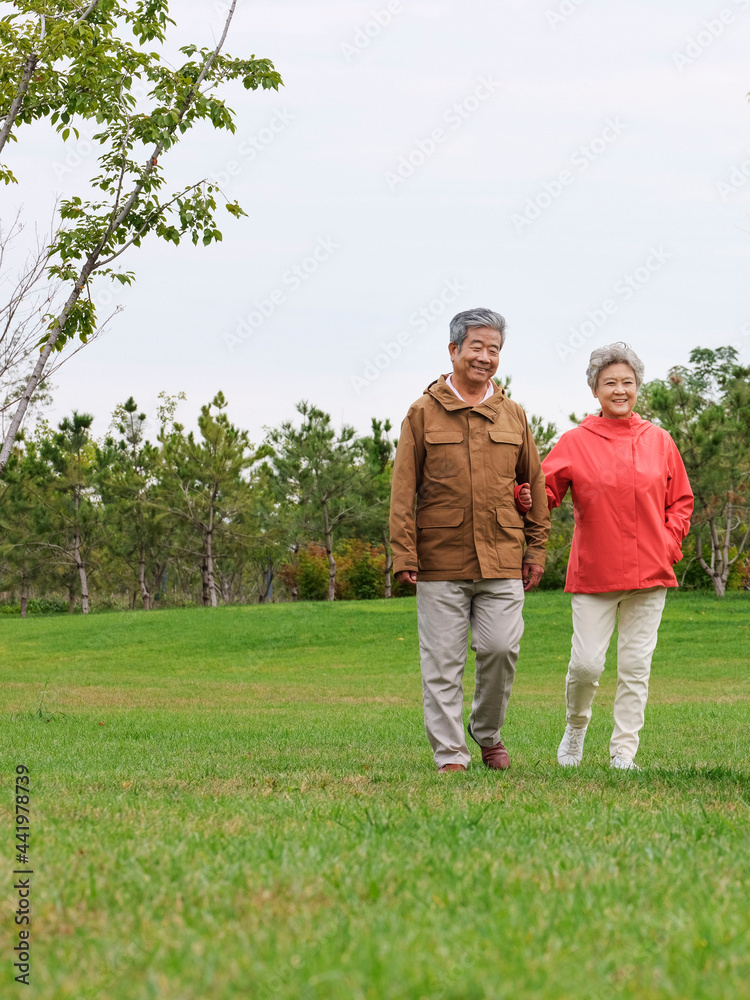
5, 0, 750, 443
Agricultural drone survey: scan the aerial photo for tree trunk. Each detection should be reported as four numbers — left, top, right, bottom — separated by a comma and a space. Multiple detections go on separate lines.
74, 521, 90, 614
382, 529, 392, 599
696, 524, 726, 597
138, 544, 151, 610
0, 53, 38, 156
153, 563, 167, 601
260, 559, 274, 603
20, 579, 29, 618
72, 487, 90, 613
201, 554, 210, 606
323, 503, 336, 601
68, 583, 76, 614
291, 542, 299, 601
205, 499, 218, 607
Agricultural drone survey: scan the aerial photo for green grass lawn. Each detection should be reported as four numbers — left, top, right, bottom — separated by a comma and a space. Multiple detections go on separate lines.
1, 591, 749, 1000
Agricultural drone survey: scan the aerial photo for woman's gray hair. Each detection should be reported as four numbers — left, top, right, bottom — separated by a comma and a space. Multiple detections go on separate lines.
586, 342, 645, 391
449, 308, 506, 352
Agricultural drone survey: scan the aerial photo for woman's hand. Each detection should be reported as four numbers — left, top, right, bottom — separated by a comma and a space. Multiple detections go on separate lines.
396, 570, 417, 585
515, 482, 532, 513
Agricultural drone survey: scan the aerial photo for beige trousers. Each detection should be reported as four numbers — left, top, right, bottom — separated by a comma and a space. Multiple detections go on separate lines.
416, 578, 525, 768
567, 587, 667, 758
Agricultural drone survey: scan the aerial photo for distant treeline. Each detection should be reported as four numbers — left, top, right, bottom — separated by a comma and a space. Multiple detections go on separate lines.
1, 347, 748, 614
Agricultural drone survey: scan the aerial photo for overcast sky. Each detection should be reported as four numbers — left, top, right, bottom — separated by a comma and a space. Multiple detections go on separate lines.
6, 0, 750, 443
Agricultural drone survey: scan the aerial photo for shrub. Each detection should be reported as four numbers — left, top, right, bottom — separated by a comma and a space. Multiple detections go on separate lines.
0, 598, 71, 615
336, 540, 384, 600
297, 546, 330, 601
280, 541, 392, 601
536, 502, 572, 590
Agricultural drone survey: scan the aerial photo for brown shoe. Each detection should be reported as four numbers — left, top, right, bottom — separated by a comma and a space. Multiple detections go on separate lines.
437, 763, 467, 773
481, 740, 510, 770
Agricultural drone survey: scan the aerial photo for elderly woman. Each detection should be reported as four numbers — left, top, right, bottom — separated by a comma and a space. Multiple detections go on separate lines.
530, 344, 694, 769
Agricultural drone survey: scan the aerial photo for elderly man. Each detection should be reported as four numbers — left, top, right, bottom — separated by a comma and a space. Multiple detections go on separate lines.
390, 308, 550, 773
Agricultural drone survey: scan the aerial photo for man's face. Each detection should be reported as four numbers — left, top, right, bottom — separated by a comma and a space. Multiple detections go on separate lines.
448, 326, 502, 388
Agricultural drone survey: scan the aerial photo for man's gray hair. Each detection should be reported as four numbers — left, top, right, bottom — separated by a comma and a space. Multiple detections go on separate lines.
449, 308, 506, 352
586, 342, 645, 391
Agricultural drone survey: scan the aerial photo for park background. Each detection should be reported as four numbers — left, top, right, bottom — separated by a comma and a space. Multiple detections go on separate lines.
1, 3, 750, 999
3, 0, 750, 436
2, 1, 750, 611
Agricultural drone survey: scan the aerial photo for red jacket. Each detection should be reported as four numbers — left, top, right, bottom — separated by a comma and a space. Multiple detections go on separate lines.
542, 413, 694, 593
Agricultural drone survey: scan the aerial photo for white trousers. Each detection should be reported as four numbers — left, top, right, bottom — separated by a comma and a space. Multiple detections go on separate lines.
567, 587, 667, 758
416, 579, 525, 768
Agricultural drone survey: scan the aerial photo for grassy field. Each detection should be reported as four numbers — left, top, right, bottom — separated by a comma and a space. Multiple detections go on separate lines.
1, 590, 749, 1000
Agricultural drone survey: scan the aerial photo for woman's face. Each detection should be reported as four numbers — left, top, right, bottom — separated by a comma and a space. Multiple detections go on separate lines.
593, 362, 638, 419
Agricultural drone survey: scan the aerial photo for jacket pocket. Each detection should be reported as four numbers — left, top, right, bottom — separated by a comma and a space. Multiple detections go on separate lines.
495, 505, 525, 567
424, 430, 464, 479
488, 429, 523, 478
416, 506, 464, 572
663, 524, 683, 565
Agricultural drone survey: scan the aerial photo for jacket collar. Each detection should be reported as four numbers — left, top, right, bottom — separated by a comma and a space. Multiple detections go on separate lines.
580, 411, 651, 440
425, 374, 506, 417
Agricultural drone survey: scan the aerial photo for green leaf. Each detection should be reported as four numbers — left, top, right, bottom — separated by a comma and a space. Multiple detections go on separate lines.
225, 201, 248, 219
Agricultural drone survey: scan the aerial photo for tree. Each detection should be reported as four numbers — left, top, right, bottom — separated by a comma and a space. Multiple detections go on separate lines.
97, 396, 171, 609
25, 411, 101, 612
640, 347, 750, 596
240, 464, 296, 603
520, 414, 575, 590
528, 414, 558, 460
267, 402, 367, 601
159, 392, 264, 607
0, 437, 49, 615
0, 1, 282, 472
0, 216, 59, 431
359, 418, 394, 597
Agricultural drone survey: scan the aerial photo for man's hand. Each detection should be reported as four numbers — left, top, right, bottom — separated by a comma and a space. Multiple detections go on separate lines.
522, 563, 543, 591
396, 570, 418, 585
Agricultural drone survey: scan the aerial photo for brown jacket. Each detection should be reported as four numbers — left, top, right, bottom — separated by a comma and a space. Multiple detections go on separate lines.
389, 376, 550, 581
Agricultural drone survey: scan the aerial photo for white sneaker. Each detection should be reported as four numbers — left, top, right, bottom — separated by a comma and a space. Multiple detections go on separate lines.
610, 749, 640, 771
557, 724, 588, 766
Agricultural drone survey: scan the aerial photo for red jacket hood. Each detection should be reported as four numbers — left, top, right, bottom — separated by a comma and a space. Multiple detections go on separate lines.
580, 412, 652, 442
